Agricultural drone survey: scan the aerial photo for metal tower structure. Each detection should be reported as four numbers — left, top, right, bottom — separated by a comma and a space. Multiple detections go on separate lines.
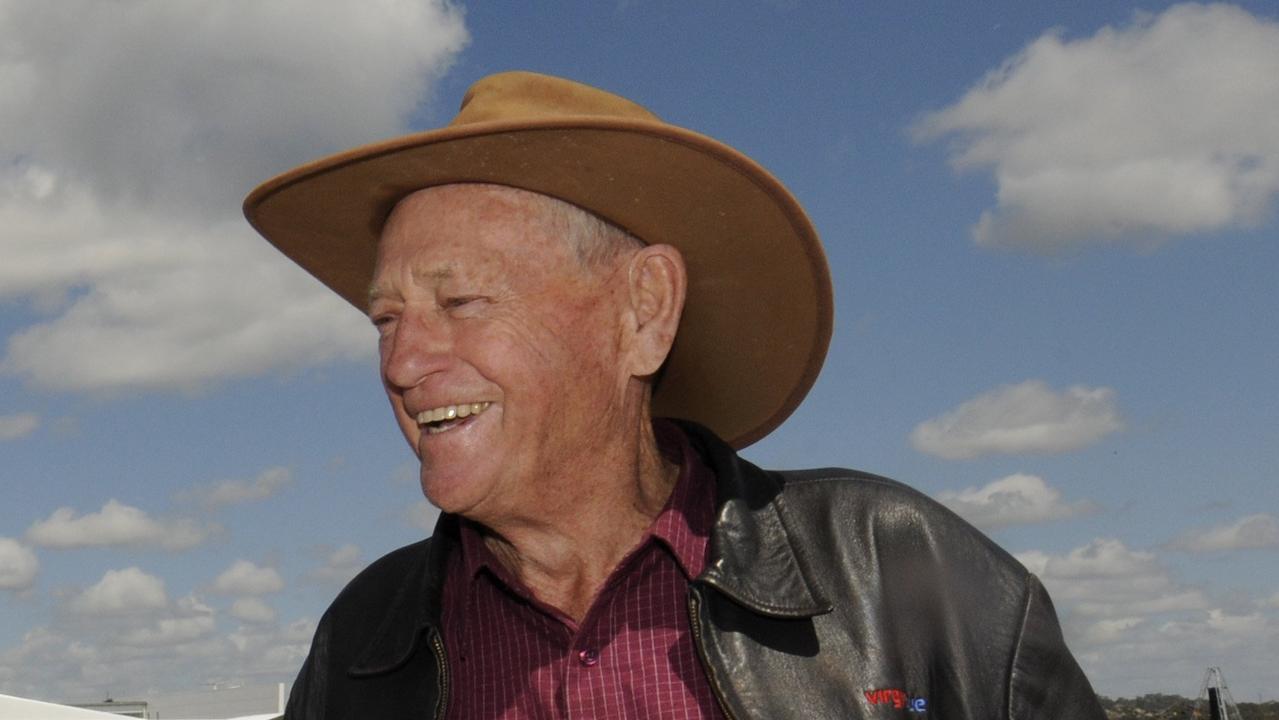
1196, 667, 1243, 720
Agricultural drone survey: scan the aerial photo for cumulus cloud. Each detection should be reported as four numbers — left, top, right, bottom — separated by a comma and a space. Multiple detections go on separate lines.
26, 499, 213, 550
936, 473, 1098, 531
1077, 616, 1146, 646
0, 0, 469, 393
911, 379, 1122, 459
1022, 538, 1279, 698
222, 617, 314, 675
229, 597, 278, 625
212, 560, 284, 596
307, 544, 365, 587
1, 216, 376, 393
1017, 538, 1209, 619
0, 591, 311, 702
120, 614, 217, 647
0, 412, 39, 440
1088, 608, 1277, 698
1167, 513, 1279, 552
181, 466, 292, 508
0, 538, 39, 591
69, 567, 168, 616
914, 4, 1279, 252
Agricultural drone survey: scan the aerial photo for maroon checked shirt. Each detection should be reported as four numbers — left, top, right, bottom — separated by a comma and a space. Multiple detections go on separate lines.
440, 421, 726, 719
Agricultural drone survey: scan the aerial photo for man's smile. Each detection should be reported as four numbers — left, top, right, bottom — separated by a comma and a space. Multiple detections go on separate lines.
416, 401, 493, 435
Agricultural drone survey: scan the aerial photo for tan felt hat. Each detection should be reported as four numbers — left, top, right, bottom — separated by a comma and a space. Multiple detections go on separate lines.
243, 71, 832, 448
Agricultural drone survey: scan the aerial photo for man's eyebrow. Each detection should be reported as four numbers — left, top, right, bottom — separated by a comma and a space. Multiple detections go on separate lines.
366, 283, 393, 309
414, 264, 455, 284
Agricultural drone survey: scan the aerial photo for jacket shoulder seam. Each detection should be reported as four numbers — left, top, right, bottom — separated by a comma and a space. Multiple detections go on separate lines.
775, 469, 931, 499
1005, 572, 1036, 720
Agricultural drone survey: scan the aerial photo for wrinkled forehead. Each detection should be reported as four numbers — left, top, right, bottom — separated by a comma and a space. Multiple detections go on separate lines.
381, 183, 560, 239
377, 181, 641, 277
368, 184, 604, 305
377, 184, 579, 262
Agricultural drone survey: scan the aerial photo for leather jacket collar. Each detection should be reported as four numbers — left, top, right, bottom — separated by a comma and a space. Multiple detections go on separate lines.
348, 516, 453, 677
685, 423, 831, 619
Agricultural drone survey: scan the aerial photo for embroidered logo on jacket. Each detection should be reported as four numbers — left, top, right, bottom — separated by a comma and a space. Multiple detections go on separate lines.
863, 687, 928, 712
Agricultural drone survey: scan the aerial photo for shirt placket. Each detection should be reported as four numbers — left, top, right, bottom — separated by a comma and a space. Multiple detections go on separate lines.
559, 546, 655, 720
561, 614, 612, 720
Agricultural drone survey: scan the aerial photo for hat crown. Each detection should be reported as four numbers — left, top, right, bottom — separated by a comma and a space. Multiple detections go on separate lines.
451, 71, 662, 126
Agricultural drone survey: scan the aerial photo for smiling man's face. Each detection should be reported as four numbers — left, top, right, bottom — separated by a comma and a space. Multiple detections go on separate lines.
368, 184, 633, 525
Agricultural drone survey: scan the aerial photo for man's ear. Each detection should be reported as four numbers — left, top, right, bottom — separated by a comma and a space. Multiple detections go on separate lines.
624, 244, 687, 378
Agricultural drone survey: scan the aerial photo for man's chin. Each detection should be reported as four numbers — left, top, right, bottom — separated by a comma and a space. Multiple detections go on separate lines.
418, 466, 493, 520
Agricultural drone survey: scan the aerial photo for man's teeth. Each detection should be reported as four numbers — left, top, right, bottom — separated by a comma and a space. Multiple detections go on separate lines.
416, 402, 492, 427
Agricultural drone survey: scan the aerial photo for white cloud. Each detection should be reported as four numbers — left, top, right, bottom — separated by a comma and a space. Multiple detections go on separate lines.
109, 594, 217, 648
936, 473, 1097, 531
1017, 538, 1209, 618
229, 597, 278, 625
69, 567, 168, 616
0, 596, 312, 701
1077, 616, 1145, 646
911, 379, 1122, 459
914, 4, 1279, 252
1202, 607, 1268, 637
221, 617, 314, 675
0, 538, 38, 591
0, 192, 375, 393
307, 544, 364, 587
0, 0, 469, 393
212, 560, 284, 596
1167, 513, 1279, 552
1017, 537, 1279, 699
0, 412, 39, 440
182, 466, 292, 508
26, 499, 213, 550
120, 615, 217, 647
1077, 607, 1277, 697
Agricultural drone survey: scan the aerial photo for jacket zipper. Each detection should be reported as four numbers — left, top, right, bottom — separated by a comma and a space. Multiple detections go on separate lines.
429, 629, 449, 720
687, 589, 739, 720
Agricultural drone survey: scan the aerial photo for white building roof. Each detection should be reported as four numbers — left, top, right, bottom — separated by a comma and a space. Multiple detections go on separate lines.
0, 693, 127, 719
0, 692, 282, 720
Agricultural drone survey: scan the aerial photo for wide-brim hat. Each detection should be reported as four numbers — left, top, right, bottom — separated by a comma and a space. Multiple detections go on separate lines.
244, 71, 832, 448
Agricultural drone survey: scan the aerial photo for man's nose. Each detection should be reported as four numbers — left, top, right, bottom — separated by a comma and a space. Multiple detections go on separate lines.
381, 308, 452, 389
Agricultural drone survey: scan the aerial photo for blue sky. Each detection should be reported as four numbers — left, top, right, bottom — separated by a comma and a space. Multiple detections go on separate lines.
2, 0, 1276, 704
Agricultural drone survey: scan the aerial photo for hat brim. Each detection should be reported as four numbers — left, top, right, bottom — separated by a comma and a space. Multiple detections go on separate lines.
244, 116, 832, 448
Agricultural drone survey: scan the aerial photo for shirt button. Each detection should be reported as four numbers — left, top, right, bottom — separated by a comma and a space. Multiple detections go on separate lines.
577, 648, 600, 667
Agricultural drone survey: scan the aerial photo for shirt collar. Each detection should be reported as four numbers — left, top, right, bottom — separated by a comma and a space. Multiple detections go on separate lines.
650, 417, 715, 579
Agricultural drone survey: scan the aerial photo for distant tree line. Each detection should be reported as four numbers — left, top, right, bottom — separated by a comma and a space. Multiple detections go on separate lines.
1099, 694, 1279, 720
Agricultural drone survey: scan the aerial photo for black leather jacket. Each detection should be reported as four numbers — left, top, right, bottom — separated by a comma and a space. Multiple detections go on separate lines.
286, 422, 1105, 719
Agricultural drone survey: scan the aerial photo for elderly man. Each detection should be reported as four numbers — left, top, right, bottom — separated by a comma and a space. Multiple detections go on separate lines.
245, 72, 1104, 719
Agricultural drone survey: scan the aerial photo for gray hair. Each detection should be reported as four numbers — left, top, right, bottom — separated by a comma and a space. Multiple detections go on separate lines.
482, 184, 646, 270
